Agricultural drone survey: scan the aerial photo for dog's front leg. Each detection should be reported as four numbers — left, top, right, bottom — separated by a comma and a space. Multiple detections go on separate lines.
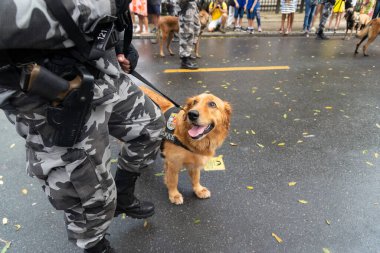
167, 32, 175, 56
195, 33, 202, 58
188, 168, 211, 199
165, 160, 184, 204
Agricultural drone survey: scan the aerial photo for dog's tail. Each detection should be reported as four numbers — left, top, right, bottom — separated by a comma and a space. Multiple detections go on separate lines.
357, 19, 373, 38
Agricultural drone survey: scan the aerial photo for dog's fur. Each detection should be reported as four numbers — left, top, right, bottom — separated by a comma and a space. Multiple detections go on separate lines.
140, 86, 232, 205
355, 18, 380, 56
355, 13, 371, 33
344, 9, 356, 40
156, 10, 210, 58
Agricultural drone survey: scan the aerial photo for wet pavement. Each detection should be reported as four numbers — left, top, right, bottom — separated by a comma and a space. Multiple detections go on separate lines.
0, 37, 379, 253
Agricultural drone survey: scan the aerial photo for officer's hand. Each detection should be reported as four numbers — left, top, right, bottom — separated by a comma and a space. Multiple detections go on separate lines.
117, 54, 132, 73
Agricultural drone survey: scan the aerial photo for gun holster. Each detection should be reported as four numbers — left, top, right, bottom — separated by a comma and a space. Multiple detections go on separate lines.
46, 65, 94, 147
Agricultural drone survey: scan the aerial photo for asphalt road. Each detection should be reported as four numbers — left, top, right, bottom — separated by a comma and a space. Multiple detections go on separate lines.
0, 37, 379, 253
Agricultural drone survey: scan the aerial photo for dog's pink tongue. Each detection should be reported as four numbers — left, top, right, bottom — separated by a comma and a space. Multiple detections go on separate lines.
188, 125, 207, 137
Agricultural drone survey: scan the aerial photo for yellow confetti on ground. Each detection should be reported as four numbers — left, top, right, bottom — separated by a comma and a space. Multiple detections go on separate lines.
257, 143, 264, 148
2, 218, 8, 225
143, 220, 148, 228
21, 189, 28, 195
0, 181, 3, 185
251, 130, 256, 135
246, 186, 254, 190
325, 106, 333, 110
298, 200, 308, 204
230, 143, 238, 146
0, 239, 11, 253
154, 172, 164, 177
204, 155, 225, 171
366, 161, 374, 166
14, 224, 21, 231
288, 182, 297, 186
362, 150, 368, 154
297, 140, 303, 143
194, 219, 201, 224
322, 248, 331, 253
271, 233, 283, 243
376, 123, 380, 129
9, 144, 15, 149
110, 159, 118, 164
375, 153, 379, 159
121, 213, 126, 220
283, 114, 287, 119
325, 219, 331, 225
277, 143, 285, 147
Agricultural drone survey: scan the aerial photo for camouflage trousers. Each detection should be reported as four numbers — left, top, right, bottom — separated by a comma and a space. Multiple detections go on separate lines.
318, 0, 335, 32
4, 74, 165, 249
179, 1, 201, 58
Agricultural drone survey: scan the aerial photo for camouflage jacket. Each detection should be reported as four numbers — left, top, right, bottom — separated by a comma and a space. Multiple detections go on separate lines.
0, 0, 128, 115
0, 0, 118, 49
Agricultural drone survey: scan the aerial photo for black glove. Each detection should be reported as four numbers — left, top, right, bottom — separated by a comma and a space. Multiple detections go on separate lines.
115, 0, 130, 14
125, 44, 139, 72
179, 0, 189, 12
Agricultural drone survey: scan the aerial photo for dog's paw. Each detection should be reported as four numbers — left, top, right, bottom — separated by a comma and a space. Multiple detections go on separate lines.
169, 193, 184, 205
194, 187, 211, 199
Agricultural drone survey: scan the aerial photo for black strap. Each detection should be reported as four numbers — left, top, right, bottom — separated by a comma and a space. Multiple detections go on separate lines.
44, 0, 91, 58
131, 70, 182, 109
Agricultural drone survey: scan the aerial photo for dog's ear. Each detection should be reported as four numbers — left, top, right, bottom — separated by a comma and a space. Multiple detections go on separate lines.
222, 101, 232, 130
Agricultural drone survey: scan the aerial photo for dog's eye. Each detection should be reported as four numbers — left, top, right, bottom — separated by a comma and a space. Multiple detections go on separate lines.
208, 101, 217, 108
193, 100, 198, 105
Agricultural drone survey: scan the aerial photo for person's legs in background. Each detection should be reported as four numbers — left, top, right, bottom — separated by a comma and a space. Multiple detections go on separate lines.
148, 0, 161, 33
317, 0, 334, 39
372, 0, 380, 18
227, 5, 235, 28
256, 3, 262, 31
179, 2, 199, 69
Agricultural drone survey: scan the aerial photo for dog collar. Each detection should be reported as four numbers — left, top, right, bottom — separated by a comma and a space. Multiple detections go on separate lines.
163, 107, 192, 152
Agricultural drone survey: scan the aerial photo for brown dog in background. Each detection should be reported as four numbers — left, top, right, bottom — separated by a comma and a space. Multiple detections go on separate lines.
157, 10, 209, 58
355, 18, 380, 56
139, 86, 231, 205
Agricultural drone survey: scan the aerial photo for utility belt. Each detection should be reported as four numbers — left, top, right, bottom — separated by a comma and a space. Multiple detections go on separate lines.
0, 16, 120, 147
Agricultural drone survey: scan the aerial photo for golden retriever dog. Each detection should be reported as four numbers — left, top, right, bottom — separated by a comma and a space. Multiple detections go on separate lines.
355, 18, 380, 56
140, 86, 231, 205
156, 10, 209, 58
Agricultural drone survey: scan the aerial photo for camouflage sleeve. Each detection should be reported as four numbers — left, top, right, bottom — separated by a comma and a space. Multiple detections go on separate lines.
0, 0, 117, 49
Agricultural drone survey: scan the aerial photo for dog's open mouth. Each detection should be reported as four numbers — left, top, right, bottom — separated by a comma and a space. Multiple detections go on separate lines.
188, 123, 215, 139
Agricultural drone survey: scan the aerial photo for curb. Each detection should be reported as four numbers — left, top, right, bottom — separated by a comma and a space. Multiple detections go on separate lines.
133, 31, 349, 39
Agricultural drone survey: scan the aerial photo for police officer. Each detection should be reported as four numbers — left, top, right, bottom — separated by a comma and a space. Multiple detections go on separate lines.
316, 0, 336, 39
0, 0, 165, 252
177, 0, 202, 69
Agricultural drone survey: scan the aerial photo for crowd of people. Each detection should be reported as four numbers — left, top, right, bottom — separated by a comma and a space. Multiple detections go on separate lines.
130, 0, 379, 38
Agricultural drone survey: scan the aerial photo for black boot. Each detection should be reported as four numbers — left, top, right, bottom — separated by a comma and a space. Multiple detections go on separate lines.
84, 237, 115, 253
114, 169, 155, 219
316, 29, 329, 40
181, 57, 199, 69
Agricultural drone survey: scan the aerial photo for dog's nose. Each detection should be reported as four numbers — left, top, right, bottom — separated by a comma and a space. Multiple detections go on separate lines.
188, 110, 199, 121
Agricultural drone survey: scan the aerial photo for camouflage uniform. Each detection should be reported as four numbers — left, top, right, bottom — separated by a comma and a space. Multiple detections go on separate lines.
178, 1, 201, 58
318, 0, 336, 33
0, 0, 165, 250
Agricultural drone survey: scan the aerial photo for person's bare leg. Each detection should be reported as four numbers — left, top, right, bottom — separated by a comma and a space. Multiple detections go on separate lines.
280, 14, 286, 33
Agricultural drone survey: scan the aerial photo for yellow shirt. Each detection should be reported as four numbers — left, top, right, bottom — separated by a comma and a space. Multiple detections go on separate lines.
209, 2, 227, 20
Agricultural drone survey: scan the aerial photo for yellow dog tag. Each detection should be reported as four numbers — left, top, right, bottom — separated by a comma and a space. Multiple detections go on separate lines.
204, 155, 225, 171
